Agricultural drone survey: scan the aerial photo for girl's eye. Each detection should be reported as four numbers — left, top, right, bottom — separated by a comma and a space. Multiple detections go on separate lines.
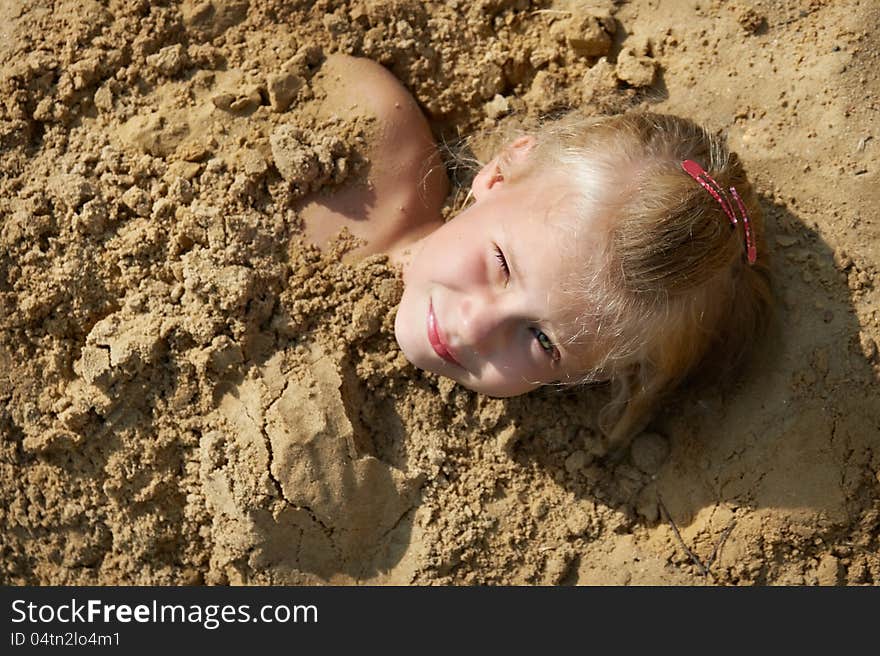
532, 328, 560, 361
494, 245, 510, 280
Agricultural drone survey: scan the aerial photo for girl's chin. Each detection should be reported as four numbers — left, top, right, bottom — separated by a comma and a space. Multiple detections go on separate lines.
392, 322, 460, 381
392, 318, 429, 372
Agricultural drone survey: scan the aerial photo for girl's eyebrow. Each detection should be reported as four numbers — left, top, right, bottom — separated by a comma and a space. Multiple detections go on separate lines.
505, 238, 569, 366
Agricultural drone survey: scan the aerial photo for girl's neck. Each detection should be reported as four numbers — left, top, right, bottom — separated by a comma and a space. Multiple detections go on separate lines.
385, 219, 442, 276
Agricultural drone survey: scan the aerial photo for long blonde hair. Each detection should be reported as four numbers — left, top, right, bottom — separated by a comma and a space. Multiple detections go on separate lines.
500, 112, 773, 450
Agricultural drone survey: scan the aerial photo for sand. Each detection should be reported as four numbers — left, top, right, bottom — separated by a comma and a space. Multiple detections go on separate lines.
1, 0, 878, 585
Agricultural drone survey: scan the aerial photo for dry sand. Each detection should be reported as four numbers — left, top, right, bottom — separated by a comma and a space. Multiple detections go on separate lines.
1, 0, 878, 585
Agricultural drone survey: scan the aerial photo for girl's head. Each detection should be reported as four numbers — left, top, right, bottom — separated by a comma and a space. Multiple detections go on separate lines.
395, 111, 772, 449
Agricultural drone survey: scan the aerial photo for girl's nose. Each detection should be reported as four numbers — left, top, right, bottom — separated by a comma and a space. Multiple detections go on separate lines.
454, 292, 506, 355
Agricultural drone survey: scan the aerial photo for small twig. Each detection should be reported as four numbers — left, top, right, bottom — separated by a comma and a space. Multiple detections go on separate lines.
705, 520, 736, 572
658, 496, 708, 577
774, 6, 822, 28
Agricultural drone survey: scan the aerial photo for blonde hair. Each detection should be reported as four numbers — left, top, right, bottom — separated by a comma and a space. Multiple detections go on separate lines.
498, 112, 773, 451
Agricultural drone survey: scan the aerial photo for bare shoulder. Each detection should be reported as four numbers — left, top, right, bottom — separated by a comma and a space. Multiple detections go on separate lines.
312, 54, 442, 179
316, 54, 419, 121
297, 55, 448, 260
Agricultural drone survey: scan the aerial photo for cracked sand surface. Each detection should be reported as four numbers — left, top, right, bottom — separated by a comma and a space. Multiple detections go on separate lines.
202, 350, 420, 582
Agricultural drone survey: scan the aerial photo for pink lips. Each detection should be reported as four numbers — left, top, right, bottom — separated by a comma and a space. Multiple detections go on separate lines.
427, 300, 461, 367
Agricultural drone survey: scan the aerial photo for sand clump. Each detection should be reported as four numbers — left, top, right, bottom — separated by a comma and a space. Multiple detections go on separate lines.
1, 0, 879, 585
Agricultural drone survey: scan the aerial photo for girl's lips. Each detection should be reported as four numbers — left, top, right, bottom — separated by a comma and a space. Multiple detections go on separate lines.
427, 300, 461, 367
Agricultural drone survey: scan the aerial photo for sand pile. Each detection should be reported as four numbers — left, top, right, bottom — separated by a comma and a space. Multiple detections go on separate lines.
1, 0, 878, 585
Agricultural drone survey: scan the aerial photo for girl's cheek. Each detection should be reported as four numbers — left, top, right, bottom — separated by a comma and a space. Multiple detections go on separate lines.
507, 344, 539, 378
451, 247, 486, 283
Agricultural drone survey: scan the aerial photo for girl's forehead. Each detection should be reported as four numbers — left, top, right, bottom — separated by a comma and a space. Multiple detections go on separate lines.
487, 168, 612, 337
502, 211, 606, 323
501, 182, 608, 272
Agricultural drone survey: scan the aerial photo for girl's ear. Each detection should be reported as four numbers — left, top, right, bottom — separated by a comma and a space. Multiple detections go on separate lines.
470, 135, 536, 201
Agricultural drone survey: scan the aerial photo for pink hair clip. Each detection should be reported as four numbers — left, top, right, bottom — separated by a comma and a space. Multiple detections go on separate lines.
681, 160, 757, 265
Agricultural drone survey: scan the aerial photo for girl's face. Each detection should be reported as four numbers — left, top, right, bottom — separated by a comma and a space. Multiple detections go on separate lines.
394, 155, 609, 397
